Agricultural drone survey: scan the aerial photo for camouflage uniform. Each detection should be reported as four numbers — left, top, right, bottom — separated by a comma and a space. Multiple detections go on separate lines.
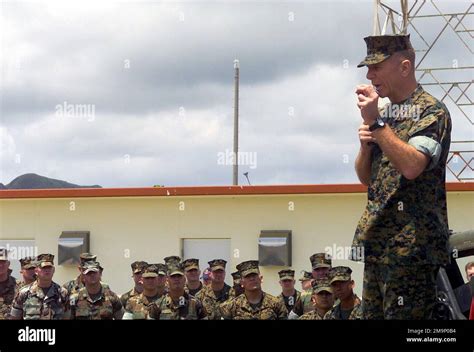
120, 260, 148, 308
324, 267, 362, 320
123, 292, 163, 320
223, 291, 288, 320
223, 260, 288, 320
299, 310, 325, 320
122, 264, 166, 320
290, 290, 313, 316
324, 295, 363, 320
183, 258, 203, 296
11, 280, 69, 320
68, 284, 123, 320
195, 259, 234, 320
0, 273, 17, 320
10, 253, 69, 320
62, 253, 101, 296
16, 257, 36, 291
150, 292, 207, 320
196, 283, 234, 320
299, 278, 334, 320
353, 34, 452, 320
277, 270, 300, 313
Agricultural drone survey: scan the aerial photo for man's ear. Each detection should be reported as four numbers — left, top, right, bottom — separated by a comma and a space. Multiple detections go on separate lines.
400, 59, 412, 77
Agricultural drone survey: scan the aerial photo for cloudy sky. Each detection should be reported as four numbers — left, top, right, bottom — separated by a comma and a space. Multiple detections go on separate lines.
1, 0, 472, 187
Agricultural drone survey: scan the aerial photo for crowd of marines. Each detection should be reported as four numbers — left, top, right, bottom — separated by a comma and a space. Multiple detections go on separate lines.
0, 247, 362, 320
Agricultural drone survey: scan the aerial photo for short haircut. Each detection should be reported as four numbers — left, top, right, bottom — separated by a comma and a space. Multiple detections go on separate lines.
465, 261, 474, 273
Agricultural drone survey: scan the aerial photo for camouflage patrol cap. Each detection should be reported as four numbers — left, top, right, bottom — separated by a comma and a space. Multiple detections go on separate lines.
182, 258, 200, 272
357, 34, 413, 68
236, 260, 260, 278
278, 269, 295, 281
311, 278, 332, 294
142, 264, 160, 278
164, 256, 181, 266
231, 271, 241, 284
156, 263, 167, 276
36, 253, 55, 267
298, 270, 313, 282
329, 266, 353, 284
82, 261, 101, 274
208, 259, 227, 272
0, 247, 9, 261
131, 261, 148, 274
19, 256, 36, 269
167, 261, 185, 276
79, 252, 97, 266
310, 253, 332, 269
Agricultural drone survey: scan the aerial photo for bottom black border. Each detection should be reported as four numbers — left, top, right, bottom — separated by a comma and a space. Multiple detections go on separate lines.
1, 320, 473, 351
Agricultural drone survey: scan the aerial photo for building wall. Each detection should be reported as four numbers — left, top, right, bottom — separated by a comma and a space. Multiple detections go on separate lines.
1, 191, 473, 297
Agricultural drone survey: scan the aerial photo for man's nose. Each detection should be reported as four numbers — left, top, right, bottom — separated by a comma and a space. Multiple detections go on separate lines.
366, 67, 375, 80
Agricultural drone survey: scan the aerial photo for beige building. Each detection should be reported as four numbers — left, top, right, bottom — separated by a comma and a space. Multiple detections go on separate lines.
1, 182, 473, 297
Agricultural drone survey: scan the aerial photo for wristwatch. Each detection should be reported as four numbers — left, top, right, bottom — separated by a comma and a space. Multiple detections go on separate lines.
369, 116, 385, 132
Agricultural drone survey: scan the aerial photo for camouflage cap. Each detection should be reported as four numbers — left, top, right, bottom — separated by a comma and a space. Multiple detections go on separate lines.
310, 253, 332, 269
329, 266, 353, 284
131, 261, 148, 274
142, 264, 160, 278
298, 270, 313, 282
278, 269, 295, 280
167, 261, 185, 276
156, 263, 168, 276
82, 261, 101, 275
312, 278, 333, 294
182, 258, 200, 272
19, 256, 36, 269
164, 256, 181, 266
236, 260, 260, 278
0, 247, 9, 261
36, 253, 55, 267
79, 252, 97, 266
208, 259, 227, 272
231, 271, 241, 284
357, 34, 413, 68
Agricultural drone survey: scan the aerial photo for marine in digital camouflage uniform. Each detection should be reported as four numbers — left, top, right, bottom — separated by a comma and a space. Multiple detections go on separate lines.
67, 261, 123, 320
149, 262, 207, 320
62, 252, 99, 296
195, 259, 233, 320
222, 260, 288, 320
229, 270, 244, 297
11, 254, 69, 320
120, 260, 148, 309
0, 247, 17, 320
123, 264, 167, 320
352, 34, 452, 320
277, 269, 300, 313
290, 253, 331, 318
323, 267, 362, 320
183, 258, 203, 296
16, 256, 37, 291
299, 278, 334, 320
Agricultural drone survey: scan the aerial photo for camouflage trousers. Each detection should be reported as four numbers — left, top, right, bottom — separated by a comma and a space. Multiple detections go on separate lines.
362, 263, 439, 319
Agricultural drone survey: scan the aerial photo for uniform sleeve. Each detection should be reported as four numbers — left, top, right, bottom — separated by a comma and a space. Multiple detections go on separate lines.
275, 300, 288, 320
407, 103, 451, 171
195, 299, 208, 320
112, 294, 124, 320
10, 290, 26, 319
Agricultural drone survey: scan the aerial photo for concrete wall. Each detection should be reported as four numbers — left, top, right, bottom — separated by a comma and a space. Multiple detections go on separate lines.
1, 190, 473, 297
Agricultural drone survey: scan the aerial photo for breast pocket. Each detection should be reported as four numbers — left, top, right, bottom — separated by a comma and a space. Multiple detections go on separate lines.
24, 298, 42, 319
